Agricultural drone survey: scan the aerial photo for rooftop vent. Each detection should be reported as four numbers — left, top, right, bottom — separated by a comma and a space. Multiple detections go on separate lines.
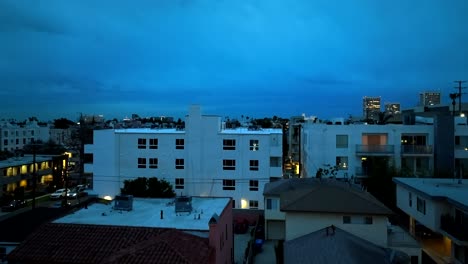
113, 195, 133, 211
175, 196, 192, 213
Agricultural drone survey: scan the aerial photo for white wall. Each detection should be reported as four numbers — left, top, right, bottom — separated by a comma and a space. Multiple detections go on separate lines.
395, 185, 451, 231
301, 124, 434, 179
285, 212, 388, 247
85, 107, 282, 209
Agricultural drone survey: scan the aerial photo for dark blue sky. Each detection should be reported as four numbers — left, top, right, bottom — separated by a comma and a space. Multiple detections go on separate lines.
1, 0, 467, 121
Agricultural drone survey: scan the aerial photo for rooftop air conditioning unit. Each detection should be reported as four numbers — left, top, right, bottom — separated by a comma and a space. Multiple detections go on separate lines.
113, 195, 133, 211
175, 196, 192, 213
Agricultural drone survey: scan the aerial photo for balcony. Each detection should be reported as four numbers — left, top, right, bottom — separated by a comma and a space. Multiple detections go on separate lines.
401, 145, 433, 155
355, 145, 394, 156
440, 214, 468, 242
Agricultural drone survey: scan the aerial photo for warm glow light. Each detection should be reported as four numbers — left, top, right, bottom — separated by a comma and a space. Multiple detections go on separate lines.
241, 199, 248, 209
20, 180, 27, 187
461, 113, 465, 117
295, 164, 300, 175
103, 196, 113, 201
64, 152, 72, 158
361, 157, 367, 161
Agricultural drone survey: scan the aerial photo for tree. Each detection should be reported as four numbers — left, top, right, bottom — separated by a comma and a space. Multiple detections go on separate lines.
53, 118, 76, 129
23, 139, 66, 155
361, 157, 398, 211
315, 164, 338, 179
121, 177, 176, 198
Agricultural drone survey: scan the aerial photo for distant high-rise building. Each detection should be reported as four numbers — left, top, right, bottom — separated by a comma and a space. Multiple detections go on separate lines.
385, 103, 401, 115
363, 96, 381, 121
419, 91, 441, 106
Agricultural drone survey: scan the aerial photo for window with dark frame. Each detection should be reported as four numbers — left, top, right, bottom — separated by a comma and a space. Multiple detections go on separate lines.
223, 159, 236, 170
222, 179, 235, 190
249, 160, 259, 171
138, 138, 146, 149
223, 139, 236, 150
149, 158, 158, 169
249, 180, 259, 191
175, 159, 184, 169
249, 200, 259, 209
249, 139, 259, 151
417, 197, 426, 214
336, 135, 349, 148
137, 158, 146, 168
176, 138, 184, 149
149, 138, 158, 149
175, 178, 184, 189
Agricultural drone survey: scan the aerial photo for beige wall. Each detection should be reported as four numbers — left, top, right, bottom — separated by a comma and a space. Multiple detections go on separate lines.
264, 197, 285, 220
285, 212, 388, 247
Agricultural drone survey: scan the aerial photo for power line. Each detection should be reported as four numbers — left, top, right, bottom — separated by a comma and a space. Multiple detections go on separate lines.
454, 80, 467, 114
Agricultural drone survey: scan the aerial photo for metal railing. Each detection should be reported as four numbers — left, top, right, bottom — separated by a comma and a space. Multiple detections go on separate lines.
401, 145, 433, 155
355, 144, 394, 155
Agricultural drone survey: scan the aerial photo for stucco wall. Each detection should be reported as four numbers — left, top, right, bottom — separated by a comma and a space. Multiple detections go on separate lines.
285, 212, 388, 247
209, 199, 234, 264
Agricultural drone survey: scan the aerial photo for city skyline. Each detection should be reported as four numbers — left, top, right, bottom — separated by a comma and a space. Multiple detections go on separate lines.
0, 0, 467, 121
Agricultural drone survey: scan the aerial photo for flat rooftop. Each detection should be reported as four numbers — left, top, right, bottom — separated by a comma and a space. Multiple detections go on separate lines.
54, 197, 230, 231
394, 177, 468, 209
0, 155, 59, 168
114, 127, 282, 135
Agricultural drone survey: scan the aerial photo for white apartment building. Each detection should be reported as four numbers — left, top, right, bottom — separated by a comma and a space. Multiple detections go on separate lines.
0, 120, 50, 152
394, 177, 468, 264
84, 105, 283, 209
300, 123, 434, 180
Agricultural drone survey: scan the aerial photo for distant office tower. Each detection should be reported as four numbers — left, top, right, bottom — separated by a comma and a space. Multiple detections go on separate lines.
363, 96, 381, 121
385, 103, 401, 115
419, 91, 441, 106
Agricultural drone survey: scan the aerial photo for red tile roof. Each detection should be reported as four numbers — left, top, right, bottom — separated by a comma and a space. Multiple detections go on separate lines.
8, 223, 214, 264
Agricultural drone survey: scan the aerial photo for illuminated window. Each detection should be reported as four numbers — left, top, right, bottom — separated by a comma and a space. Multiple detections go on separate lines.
249, 200, 259, 209
137, 158, 146, 168
149, 138, 158, 149
138, 138, 146, 149
222, 179, 235, 190
249, 160, 259, 171
175, 139, 184, 149
175, 159, 184, 169
336, 135, 348, 148
149, 158, 158, 169
250, 140, 259, 151
175, 178, 184, 189
223, 159, 236, 170
223, 139, 236, 150
336, 156, 348, 170
249, 180, 259, 191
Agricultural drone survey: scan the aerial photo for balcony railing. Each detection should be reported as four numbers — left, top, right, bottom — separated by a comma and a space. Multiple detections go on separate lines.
401, 145, 433, 155
355, 145, 394, 155
440, 214, 468, 241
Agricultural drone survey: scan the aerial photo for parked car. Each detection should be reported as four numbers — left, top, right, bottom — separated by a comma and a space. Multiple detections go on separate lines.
50, 189, 70, 200
1, 200, 26, 212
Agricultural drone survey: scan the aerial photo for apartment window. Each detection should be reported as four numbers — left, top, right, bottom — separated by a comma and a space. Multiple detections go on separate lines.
270, 157, 281, 167
250, 160, 259, 171
31, 130, 35, 136
232, 200, 236, 208
223, 159, 236, 170
175, 159, 184, 169
137, 158, 146, 168
249, 180, 259, 191
175, 139, 184, 149
15, 139, 19, 145
149, 138, 158, 149
250, 140, 259, 151
336, 156, 348, 170
249, 200, 259, 209
223, 139, 236, 150
149, 158, 158, 169
175, 178, 184, 189
138, 138, 146, 149
266, 198, 278, 210
364, 216, 373, 225
222, 179, 235, 190
417, 197, 426, 215
3, 139, 7, 146
336, 135, 348, 148
343, 216, 373, 224
409, 192, 412, 207
23, 138, 26, 144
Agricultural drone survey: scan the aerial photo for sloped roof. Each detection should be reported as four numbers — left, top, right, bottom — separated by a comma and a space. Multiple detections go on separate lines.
284, 227, 409, 264
265, 178, 393, 215
8, 223, 213, 264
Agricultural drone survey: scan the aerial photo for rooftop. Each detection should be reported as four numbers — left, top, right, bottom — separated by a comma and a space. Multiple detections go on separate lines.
54, 197, 230, 231
220, 127, 282, 135
112, 127, 282, 135
393, 177, 468, 210
0, 155, 62, 169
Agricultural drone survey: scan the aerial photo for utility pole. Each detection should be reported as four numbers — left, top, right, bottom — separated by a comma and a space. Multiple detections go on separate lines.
454, 80, 467, 114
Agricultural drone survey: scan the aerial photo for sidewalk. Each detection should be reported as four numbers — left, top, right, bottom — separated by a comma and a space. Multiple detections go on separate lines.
254, 240, 277, 264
